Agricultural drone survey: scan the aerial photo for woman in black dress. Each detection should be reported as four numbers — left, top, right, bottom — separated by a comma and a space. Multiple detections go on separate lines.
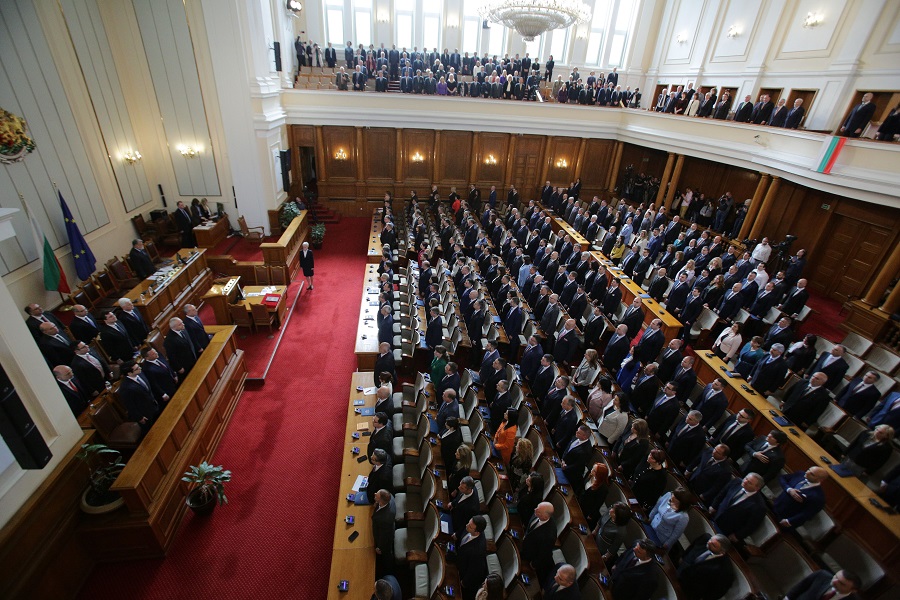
299, 241, 314, 290
630, 448, 668, 509
614, 418, 651, 479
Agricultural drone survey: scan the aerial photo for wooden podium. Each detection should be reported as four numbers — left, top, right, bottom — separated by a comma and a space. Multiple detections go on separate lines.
202, 277, 242, 324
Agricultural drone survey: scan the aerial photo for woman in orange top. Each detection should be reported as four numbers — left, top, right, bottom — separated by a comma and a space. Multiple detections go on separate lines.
493, 407, 519, 464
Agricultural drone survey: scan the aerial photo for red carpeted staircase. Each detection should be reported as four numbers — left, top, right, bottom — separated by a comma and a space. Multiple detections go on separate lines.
77, 218, 370, 600
308, 202, 341, 225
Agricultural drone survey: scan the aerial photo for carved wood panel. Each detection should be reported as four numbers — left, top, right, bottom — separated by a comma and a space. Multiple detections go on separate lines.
436, 131, 472, 185
475, 132, 510, 185
545, 136, 581, 187
580, 139, 616, 198
322, 126, 356, 180
363, 128, 395, 181
511, 135, 544, 195
401, 129, 434, 183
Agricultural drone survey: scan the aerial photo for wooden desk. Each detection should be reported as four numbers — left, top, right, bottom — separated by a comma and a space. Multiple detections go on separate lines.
239, 285, 289, 326
202, 277, 242, 324
193, 218, 228, 248
538, 203, 590, 248
368, 209, 384, 263
79, 326, 246, 560
261, 211, 308, 283
128, 248, 211, 334
326, 372, 377, 600
692, 351, 900, 580
355, 265, 382, 370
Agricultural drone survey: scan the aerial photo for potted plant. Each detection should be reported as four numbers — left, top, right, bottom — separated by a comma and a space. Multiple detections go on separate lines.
182, 461, 231, 516
75, 443, 126, 514
310, 222, 326, 249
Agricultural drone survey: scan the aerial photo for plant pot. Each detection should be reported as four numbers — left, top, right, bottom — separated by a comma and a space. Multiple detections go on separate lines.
312, 241, 323, 249
80, 487, 125, 515
186, 489, 217, 516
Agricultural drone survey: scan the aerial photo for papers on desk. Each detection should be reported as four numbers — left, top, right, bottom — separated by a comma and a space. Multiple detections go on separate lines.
353, 475, 368, 491
362, 387, 378, 395
366, 287, 380, 294
245, 286, 279, 298
148, 266, 175, 281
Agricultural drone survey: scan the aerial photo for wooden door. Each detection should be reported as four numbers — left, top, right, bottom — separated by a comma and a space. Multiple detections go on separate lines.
808, 215, 895, 303
786, 89, 818, 129
838, 90, 900, 136
758, 87, 783, 104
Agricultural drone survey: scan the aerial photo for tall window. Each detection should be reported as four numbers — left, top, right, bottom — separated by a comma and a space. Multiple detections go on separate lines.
353, 0, 372, 48
395, 0, 415, 50
547, 28, 568, 63
524, 35, 543, 62
324, 0, 344, 46
462, 17, 480, 53
487, 24, 506, 58
585, 0, 611, 66
608, 0, 637, 67
423, 9, 441, 51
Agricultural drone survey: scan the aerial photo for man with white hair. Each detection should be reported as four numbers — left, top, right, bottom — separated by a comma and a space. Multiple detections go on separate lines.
117, 298, 149, 343
544, 563, 579, 599
300, 241, 314, 290
522, 501, 557, 581
749, 343, 789, 396
164, 317, 197, 376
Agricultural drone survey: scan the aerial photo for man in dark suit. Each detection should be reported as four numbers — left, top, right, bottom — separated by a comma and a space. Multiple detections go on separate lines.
808, 346, 849, 391
647, 268, 669, 302
457, 515, 489, 600
646, 382, 680, 437
367, 412, 393, 462
742, 430, 787, 483
714, 283, 744, 321
366, 449, 393, 504
778, 279, 809, 316
656, 338, 684, 382
841, 92, 876, 137
183, 304, 211, 352
377, 306, 394, 348
748, 282, 778, 318
767, 99, 789, 127
692, 378, 729, 428
440, 417, 463, 472
732, 95, 754, 122
763, 316, 794, 351
544, 564, 580, 600
785, 569, 862, 600
24, 303, 66, 341
371, 489, 396, 578
436, 388, 460, 433
530, 354, 556, 400
671, 356, 697, 402
686, 444, 733, 504
610, 539, 659, 600
128, 239, 156, 279
53, 365, 89, 417
619, 297, 645, 338
118, 360, 160, 434
116, 299, 149, 344
552, 396, 579, 453
781, 371, 831, 429
603, 325, 631, 375
582, 303, 606, 349
552, 319, 579, 365
173, 201, 196, 247
749, 344, 789, 396
71, 341, 112, 398
164, 317, 198, 376
709, 473, 767, 541
752, 94, 775, 124
98, 311, 137, 363
38, 321, 75, 367
477, 342, 501, 385
522, 502, 558, 582
774, 467, 828, 530
711, 409, 756, 460
677, 533, 734, 600
836, 371, 883, 419
140, 346, 178, 403
560, 425, 593, 488
667, 410, 707, 469
633, 319, 664, 365
448, 476, 480, 541
373, 342, 397, 385
628, 363, 660, 416
69, 304, 101, 344
784, 98, 806, 129
425, 308, 443, 350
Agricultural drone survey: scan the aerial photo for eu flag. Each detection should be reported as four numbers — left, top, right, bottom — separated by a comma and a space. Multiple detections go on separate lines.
59, 191, 96, 280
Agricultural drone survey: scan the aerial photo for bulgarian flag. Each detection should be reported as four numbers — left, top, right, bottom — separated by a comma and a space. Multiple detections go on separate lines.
814, 136, 846, 174
29, 210, 70, 293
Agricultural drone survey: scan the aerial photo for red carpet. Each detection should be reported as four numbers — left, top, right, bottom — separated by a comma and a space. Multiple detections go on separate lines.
77, 218, 370, 599
798, 289, 847, 343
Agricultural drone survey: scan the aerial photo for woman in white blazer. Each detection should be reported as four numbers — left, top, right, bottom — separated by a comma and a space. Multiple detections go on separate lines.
597, 393, 629, 444
712, 322, 743, 362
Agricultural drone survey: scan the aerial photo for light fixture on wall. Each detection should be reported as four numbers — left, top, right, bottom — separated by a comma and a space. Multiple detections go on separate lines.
122, 149, 142, 164
479, 0, 591, 42
555, 158, 568, 168
803, 11, 824, 28
411, 151, 425, 163
177, 145, 199, 158
726, 24, 741, 38
376, 12, 389, 23
484, 154, 498, 165
675, 32, 688, 45
334, 148, 348, 161
286, 0, 302, 18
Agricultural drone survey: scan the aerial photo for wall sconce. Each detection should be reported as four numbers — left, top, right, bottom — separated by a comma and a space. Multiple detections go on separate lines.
178, 145, 199, 158
727, 25, 741, 38
803, 12, 824, 28
376, 12, 389, 23
122, 149, 142, 164
285, 0, 302, 17
675, 32, 688, 45
334, 148, 348, 160
484, 154, 498, 165
555, 158, 568, 168
411, 151, 424, 163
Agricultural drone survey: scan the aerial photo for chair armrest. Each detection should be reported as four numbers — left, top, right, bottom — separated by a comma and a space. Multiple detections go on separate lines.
406, 550, 428, 564
405, 511, 425, 521
405, 476, 421, 487
403, 448, 420, 458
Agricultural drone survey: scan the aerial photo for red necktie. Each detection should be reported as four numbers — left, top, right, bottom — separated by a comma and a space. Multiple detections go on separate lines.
820, 589, 836, 600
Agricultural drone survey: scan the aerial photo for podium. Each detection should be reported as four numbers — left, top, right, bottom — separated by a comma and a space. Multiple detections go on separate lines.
202, 277, 242, 324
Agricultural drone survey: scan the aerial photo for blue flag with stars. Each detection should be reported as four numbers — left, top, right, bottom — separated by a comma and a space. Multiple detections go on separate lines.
59, 190, 96, 280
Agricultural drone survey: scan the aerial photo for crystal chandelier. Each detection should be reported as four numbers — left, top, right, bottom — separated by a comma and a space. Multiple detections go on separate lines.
479, 0, 592, 41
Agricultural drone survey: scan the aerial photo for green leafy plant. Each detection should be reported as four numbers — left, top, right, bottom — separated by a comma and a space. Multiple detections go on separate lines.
76, 443, 126, 506
310, 222, 326, 244
279, 200, 302, 229
182, 462, 232, 507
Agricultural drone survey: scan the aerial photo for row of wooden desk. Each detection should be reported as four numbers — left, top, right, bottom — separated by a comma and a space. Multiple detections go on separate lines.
327, 372, 378, 600
356, 265, 383, 370
368, 209, 385, 263
128, 248, 211, 335
193, 217, 229, 248
693, 351, 900, 581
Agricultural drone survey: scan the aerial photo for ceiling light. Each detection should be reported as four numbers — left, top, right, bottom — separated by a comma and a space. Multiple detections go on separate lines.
480, 0, 592, 42
178, 145, 199, 158
123, 149, 142, 164
727, 25, 741, 38
803, 12, 824, 28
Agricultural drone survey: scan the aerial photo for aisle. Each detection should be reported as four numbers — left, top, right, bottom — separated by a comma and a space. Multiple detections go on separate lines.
78, 217, 370, 599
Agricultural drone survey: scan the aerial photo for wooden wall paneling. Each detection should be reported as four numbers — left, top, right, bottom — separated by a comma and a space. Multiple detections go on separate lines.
292, 125, 316, 146
401, 129, 435, 184
315, 126, 327, 182
436, 130, 473, 188
322, 126, 357, 181
619, 143, 668, 186
579, 139, 616, 200
475, 132, 509, 186
510, 135, 544, 196
546, 136, 580, 188
504, 135, 518, 190
363, 128, 395, 184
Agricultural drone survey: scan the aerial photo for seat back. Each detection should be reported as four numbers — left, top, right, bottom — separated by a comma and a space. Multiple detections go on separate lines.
823, 532, 885, 590
71, 288, 92, 311
681, 508, 716, 549
580, 575, 605, 600
751, 537, 815, 599
651, 562, 677, 600
722, 558, 752, 600
254, 265, 271, 285
559, 529, 589, 580
487, 496, 508, 540
414, 413, 429, 446
472, 434, 491, 473
832, 416, 869, 452
745, 513, 778, 547
94, 270, 118, 295
841, 332, 873, 357
814, 401, 847, 431
509, 382, 523, 409
517, 407, 533, 437
89, 399, 140, 449
415, 442, 433, 479
229, 304, 254, 328
843, 352, 865, 379
796, 508, 835, 543
526, 428, 545, 467
547, 489, 571, 538
250, 303, 274, 328
426, 544, 445, 597
467, 409, 484, 440
867, 346, 900, 375
536, 457, 557, 498
477, 462, 499, 505
461, 387, 477, 420
495, 532, 520, 589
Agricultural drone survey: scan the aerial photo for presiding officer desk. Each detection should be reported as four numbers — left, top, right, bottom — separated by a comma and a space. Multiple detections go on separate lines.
327, 372, 377, 600
693, 351, 900, 582
128, 248, 211, 335
369, 209, 385, 263
356, 265, 382, 370
78, 326, 247, 560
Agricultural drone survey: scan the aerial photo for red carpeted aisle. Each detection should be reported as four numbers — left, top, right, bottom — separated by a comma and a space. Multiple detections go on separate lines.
77, 217, 370, 600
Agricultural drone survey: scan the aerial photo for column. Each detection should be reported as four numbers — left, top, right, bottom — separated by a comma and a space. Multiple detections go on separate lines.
469, 133, 480, 183
355, 127, 365, 181
864, 243, 900, 307
432, 131, 441, 182
655, 152, 675, 206
739, 174, 771, 240
573, 138, 587, 177
608, 141, 624, 193
663, 154, 685, 212
881, 282, 900, 314
395, 129, 403, 183
539, 138, 552, 186
315, 126, 327, 183
748, 176, 780, 241
504, 134, 518, 189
